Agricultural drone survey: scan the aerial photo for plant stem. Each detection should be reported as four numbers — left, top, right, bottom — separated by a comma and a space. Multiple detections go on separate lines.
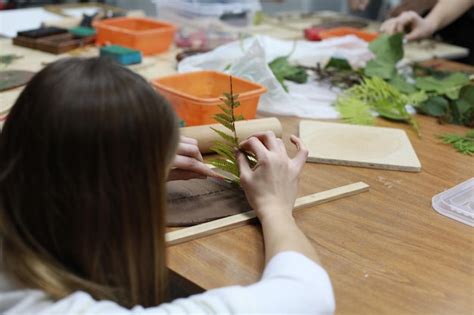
229, 76, 238, 145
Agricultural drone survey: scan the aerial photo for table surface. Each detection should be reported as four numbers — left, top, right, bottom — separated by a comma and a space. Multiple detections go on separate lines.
168, 113, 474, 315
1, 15, 473, 314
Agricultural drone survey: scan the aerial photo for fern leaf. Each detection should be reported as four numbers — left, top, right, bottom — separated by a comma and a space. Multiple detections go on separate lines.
210, 127, 237, 145
214, 115, 234, 131
218, 104, 233, 116
208, 159, 239, 177
335, 97, 375, 125
210, 142, 236, 160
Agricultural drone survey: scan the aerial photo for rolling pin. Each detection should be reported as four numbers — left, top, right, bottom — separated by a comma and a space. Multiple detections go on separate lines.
180, 117, 282, 154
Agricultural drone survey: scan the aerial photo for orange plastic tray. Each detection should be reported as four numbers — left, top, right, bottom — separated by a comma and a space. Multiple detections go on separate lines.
152, 71, 267, 126
320, 27, 378, 42
93, 17, 176, 55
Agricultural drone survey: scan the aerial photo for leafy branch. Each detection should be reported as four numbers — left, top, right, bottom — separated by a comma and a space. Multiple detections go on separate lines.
209, 76, 256, 185
335, 76, 427, 135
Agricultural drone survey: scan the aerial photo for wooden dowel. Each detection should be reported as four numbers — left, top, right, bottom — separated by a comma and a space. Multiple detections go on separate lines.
166, 181, 369, 246
180, 117, 283, 154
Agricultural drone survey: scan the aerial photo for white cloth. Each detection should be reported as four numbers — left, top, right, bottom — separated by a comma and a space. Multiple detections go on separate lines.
0, 251, 335, 315
178, 35, 373, 119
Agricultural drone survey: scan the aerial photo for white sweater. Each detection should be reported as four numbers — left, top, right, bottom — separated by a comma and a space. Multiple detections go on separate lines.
0, 251, 335, 315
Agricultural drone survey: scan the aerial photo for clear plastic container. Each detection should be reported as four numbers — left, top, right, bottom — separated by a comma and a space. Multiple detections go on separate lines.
432, 178, 474, 227
154, 0, 261, 49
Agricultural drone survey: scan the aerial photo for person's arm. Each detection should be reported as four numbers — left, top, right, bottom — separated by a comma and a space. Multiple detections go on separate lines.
381, 0, 474, 40
237, 132, 320, 264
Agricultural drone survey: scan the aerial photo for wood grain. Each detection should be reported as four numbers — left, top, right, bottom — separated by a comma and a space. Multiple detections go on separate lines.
166, 182, 369, 245
168, 113, 474, 315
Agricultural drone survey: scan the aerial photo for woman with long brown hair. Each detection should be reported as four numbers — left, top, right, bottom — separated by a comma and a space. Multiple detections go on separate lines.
0, 57, 334, 314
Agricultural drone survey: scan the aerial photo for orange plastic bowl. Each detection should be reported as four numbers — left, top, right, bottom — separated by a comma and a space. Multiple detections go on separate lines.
93, 17, 176, 55
320, 27, 379, 42
152, 71, 267, 126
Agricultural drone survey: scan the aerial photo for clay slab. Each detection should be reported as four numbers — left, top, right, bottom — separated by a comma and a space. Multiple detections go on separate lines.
299, 121, 421, 172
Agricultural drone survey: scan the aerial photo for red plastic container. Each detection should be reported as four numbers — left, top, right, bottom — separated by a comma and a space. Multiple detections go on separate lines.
320, 27, 378, 42
93, 17, 176, 55
152, 71, 267, 126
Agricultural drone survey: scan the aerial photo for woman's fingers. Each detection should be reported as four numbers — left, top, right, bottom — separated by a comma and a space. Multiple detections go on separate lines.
173, 155, 221, 178
176, 142, 204, 162
246, 131, 280, 151
236, 151, 251, 183
290, 135, 309, 171
239, 137, 268, 161
180, 136, 198, 145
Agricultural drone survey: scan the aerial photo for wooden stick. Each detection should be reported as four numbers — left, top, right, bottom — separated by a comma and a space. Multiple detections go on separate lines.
166, 181, 369, 246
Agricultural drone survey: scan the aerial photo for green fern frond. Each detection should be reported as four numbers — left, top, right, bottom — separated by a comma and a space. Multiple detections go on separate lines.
208, 159, 239, 179
335, 96, 374, 125
438, 130, 474, 155
210, 127, 237, 145
335, 76, 424, 135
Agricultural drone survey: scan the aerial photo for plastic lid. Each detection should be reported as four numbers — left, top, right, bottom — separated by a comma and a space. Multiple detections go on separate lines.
432, 178, 474, 227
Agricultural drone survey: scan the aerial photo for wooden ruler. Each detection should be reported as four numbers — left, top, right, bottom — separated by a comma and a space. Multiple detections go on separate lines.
166, 181, 369, 246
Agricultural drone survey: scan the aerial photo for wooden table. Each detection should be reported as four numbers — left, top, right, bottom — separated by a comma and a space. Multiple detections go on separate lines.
1, 29, 473, 315
167, 59, 474, 314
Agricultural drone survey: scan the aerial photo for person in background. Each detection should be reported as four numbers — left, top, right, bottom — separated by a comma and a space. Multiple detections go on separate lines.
0, 57, 335, 314
377, 0, 474, 64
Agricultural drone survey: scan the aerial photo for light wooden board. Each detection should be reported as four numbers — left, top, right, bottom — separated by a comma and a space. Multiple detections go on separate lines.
166, 181, 369, 245
299, 121, 421, 172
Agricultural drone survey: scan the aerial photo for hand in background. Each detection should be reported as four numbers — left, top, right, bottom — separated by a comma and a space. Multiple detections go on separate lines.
380, 11, 436, 41
168, 136, 222, 181
237, 132, 308, 222
388, 0, 437, 18
348, 0, 370, 11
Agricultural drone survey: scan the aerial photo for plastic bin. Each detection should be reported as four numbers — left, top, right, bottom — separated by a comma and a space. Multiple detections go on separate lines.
93, 17, 176, 55
152, 71, 267, 126
320, 27, 378, 42
154, 0, 261, 49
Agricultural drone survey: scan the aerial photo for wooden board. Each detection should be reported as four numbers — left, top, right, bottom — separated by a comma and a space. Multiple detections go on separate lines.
166, 181, 369, 245
299, 121, 421, 172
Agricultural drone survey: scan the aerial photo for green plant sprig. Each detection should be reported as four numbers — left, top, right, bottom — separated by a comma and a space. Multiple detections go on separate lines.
438, 130, 474, 155
209, 76, 257, 185
335, 76, 427, 135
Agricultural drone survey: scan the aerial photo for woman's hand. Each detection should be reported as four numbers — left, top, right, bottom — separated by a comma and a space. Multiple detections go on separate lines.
380, 11, 437, 40
348, 0, 370, 11
237, 132, 308, 222
168, 136, 222, 181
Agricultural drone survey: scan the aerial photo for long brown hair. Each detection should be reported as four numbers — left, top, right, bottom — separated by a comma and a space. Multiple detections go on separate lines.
0, 57, 179, 307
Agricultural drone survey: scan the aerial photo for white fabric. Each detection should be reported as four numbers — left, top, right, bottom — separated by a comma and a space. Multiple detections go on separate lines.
178, 35, 373, 119
0, 251, 335, 315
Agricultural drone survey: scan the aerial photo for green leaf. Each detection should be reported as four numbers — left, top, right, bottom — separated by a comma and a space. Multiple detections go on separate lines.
364, 33, 404, 79
218, 104, 232, 115
415, 72, 469, 100
364, 58, 397, 79
214, 115, 234, 131
368, 33, 404, 64
390, 74, 417, 94
211, 127, 237, 145
325, 57, 352, 71
269, 56, 308, 91
417, 96, 449, 117
210, 142, 236, 161
208, 159, 239, 177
